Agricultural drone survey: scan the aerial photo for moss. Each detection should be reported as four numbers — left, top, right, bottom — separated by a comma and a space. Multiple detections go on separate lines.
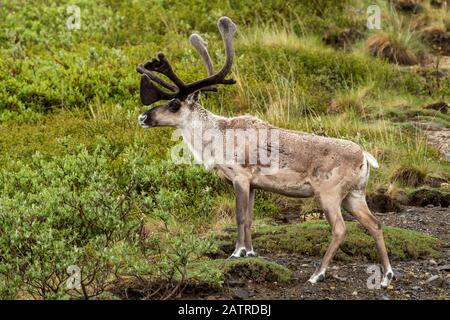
187, 257, 293, 288
250, 220, 441, 261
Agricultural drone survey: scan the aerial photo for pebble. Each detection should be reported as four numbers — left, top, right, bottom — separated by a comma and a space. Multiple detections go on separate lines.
301, 264, 309, 267
352, 291, 358, 296
429, 259, 437, 266
425, 275, 440, 283
332, 274, 347, 282
227, 279, 245, 287
387, 285, 394, 290
232, 288, 250, 300
437, 264, 450, 271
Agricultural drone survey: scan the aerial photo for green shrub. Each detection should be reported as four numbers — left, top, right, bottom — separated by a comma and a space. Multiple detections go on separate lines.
0, 143, 225, 299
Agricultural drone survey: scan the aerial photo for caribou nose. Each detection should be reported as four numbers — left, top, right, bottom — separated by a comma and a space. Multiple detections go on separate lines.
138, 114, 147, 124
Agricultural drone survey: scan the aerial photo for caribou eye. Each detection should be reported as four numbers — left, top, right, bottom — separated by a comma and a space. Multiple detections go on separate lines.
168, 99, 181, 113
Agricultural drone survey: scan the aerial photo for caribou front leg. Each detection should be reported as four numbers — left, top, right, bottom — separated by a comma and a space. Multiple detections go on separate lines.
228, 176, 250, 259
244, 188, 256, 257
308, 192, 346, 284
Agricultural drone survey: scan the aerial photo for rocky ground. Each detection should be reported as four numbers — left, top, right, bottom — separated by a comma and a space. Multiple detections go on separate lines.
187, 205, 449, 300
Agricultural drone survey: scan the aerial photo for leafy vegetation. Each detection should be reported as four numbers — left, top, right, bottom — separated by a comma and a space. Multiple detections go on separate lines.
0, 0, 448, 299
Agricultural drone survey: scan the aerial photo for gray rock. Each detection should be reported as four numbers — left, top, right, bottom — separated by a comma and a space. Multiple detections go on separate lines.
437, 264, 450, 271
232, 288, 250, 299
227, 278, 245, 287
332, 274, 347, 282
425, 275, 440, 283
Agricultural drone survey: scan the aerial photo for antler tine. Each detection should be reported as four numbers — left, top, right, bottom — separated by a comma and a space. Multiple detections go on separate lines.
180, 16, 237, 97
189, 33, 219, 92
215, 16, 237, 82
139, 74, 178, 105
136, 65, 178, 92
189, 34, 214, 76
143, 53, 186, 89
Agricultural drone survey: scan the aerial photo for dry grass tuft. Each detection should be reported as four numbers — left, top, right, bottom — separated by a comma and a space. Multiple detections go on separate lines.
391, 0, 423, 14
390, 165, 427, 187
421, 26, 450, 55
366, 33, 419, 65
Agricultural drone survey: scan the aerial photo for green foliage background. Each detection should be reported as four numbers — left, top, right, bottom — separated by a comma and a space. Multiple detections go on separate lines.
0, 0, 448, 299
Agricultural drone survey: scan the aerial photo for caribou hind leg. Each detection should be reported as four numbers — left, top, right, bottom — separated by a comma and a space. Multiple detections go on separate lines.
343, 190, 394, 287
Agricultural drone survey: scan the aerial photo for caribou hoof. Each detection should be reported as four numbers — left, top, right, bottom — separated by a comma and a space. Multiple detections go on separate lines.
245, 250, 258, 257
308, 271, 326, 284
226, 247, 246, 260
380, 269, 394, 288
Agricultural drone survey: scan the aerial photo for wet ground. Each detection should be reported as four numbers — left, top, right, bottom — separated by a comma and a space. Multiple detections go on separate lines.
195, 206, 449, 300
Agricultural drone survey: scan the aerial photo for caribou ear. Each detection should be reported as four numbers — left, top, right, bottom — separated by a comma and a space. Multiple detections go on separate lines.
186, 91, 201, 106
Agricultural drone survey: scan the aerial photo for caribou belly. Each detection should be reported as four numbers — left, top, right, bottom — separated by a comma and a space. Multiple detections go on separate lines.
251, 170, 314, 198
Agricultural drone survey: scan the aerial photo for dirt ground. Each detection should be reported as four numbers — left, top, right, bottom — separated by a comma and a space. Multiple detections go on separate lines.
188, 205, 449, 300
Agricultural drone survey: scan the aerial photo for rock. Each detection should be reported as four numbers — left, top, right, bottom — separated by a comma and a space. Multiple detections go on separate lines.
420, 127, 450, 162
411, 286, 422, 291
392, 269, 403, 280
387, 285, 394, 290
425, 275, 440, 283
411, 122, 445, 131
301, 264, 310, 267
332, 274, 347, 282
437, 264, 450, 271
424, 175, 448, 188
429, 259, 438, 266
227, 278, 245, 287
232, 288, 250, 300
352, 291, 358, 296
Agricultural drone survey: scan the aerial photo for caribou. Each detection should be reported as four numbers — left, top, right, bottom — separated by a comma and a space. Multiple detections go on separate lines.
136, 17, 394, 287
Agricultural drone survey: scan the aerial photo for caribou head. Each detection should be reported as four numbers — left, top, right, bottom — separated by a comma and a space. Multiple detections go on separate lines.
137, 16, 236, 129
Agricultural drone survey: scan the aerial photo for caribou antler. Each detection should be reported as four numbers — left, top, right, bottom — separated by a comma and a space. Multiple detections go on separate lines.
137, 16, 237, 105
189, 33, 214, 76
